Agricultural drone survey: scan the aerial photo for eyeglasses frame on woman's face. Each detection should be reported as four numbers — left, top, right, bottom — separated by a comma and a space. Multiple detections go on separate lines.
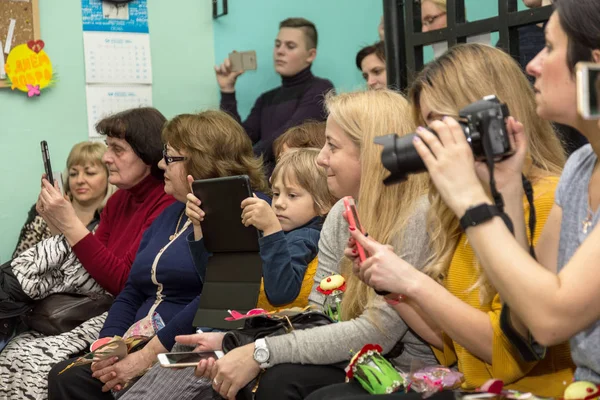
422, 12, 446, 27
162, 145, 188, 166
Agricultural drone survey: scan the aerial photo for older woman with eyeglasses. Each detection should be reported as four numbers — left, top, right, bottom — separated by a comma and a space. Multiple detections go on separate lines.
36, 107, 175, 296
0, 108, 175, 400
48, 110, 270, 400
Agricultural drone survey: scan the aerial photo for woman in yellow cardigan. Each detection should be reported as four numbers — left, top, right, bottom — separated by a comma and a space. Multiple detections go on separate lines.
307, 44, 574, 400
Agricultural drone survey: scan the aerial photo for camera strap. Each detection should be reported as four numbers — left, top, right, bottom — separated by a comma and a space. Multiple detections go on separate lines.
482, 131, 537, 259
482, 136, 514, 234
522, 174, 537, 259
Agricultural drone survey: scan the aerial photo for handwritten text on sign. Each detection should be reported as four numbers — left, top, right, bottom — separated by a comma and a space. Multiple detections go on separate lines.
4, 44, 53, 92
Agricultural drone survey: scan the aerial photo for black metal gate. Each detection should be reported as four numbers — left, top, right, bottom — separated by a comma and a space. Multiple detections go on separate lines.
382, 0, 553, 91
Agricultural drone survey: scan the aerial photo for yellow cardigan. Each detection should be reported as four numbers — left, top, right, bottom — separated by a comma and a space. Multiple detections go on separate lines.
432, 176, 574, 397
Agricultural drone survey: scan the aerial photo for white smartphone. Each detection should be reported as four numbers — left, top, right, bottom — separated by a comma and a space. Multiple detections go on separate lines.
157, 351, 219, 368
576, 62, 600, 120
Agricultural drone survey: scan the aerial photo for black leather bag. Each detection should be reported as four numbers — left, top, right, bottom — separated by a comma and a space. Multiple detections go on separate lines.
221, 311, 334, 400
221, 311, 334, 353
21, 292, 114, 336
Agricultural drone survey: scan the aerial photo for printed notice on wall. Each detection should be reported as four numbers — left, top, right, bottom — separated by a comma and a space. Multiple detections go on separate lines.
83, 31, 152, 84
86, 84, 153, 138
81, 0, 149, 33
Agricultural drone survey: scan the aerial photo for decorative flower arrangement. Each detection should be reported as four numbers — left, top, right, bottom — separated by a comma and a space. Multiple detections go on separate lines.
317, 274, 346, 322
407, 366, 463, 398
345, 344, 405, 395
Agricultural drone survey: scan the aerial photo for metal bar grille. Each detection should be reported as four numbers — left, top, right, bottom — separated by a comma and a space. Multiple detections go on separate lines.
384, 0, 553, 91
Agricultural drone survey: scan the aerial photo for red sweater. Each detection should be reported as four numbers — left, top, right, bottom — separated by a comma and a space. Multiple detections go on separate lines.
72, 174, 175, 295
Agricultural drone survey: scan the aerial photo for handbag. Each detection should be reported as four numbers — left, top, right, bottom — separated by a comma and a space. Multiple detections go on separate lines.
221, 311, 335, 400
222, 311, 334, 353
21, 292, 113, 336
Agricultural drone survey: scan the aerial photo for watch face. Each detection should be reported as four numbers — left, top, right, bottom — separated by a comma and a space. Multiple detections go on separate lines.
254, 348, 269, 364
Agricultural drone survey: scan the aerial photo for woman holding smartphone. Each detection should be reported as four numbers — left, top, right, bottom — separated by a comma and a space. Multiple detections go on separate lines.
48, 111, 270, 400
13, 142, 115, 257
0, 108, 175, 400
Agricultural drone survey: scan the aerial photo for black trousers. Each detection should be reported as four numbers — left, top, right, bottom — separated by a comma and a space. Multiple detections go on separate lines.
48, 357, 128, 400
253, 363, 346, 400
306, 381, 458, 400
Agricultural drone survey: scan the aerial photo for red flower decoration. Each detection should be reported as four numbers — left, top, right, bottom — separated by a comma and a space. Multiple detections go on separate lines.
346, 344, 383, 379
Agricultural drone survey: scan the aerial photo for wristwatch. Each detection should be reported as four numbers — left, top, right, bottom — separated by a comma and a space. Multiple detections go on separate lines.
253, 338, 271, 368
459, 203, 501, 231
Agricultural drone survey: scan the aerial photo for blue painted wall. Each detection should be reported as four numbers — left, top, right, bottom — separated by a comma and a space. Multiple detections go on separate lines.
212, 0, 383, 119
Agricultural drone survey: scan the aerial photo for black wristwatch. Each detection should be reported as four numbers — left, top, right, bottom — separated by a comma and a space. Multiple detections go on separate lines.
459, 203, 501, 231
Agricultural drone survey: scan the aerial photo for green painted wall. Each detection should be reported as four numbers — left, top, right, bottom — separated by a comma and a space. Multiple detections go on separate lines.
0, 0, 217, 262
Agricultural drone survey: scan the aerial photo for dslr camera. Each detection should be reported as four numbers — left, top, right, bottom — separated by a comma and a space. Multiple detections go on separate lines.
375, 95, 515, 185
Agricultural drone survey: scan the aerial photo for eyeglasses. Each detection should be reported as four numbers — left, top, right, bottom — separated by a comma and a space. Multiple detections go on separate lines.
422, 12, 446, 27
163, 145, 188, 165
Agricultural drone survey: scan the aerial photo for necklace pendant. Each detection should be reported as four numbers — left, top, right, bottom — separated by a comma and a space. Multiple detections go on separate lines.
583, 219, 591, 234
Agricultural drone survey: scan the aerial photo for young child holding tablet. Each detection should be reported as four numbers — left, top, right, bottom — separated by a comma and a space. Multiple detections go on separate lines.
241, 148, 335, 306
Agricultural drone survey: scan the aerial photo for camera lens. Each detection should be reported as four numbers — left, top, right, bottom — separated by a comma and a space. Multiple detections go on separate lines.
375, 133, 426, 185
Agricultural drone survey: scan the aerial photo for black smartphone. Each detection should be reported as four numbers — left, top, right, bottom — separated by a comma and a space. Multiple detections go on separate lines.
40, 140, 54, 185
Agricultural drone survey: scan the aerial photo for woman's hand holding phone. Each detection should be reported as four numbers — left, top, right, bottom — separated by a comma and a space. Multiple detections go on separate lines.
342, 197, 367, 262
343, 196, 391, 295
37, 175, 77, 235
347, 229, 419, 299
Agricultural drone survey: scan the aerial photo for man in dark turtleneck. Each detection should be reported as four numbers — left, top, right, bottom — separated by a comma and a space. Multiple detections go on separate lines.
215, 17, 334, 173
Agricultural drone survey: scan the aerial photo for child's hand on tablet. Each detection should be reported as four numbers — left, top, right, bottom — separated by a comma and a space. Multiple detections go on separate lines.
241, 194, 281, 236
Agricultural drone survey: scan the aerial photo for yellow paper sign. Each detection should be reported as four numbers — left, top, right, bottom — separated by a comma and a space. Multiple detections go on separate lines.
4, 42, 53, 93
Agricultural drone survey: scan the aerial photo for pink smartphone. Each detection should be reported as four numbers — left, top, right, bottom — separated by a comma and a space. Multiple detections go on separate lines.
343, 196, 367, 263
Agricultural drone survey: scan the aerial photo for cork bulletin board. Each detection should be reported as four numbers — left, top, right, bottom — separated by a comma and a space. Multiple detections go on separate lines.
0, 0, 40, 88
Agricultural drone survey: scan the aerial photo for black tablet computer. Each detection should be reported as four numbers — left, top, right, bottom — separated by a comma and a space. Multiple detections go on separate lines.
191, 175, 260, 253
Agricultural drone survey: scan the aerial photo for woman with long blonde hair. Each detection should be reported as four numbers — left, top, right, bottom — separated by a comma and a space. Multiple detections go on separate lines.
401, 0, 600, 384
312, 44, 574, 399
413, 43, 565, 304
178, 89, 437, 400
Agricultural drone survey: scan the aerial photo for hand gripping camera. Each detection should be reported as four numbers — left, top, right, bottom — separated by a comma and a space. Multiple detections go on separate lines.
375, 95, 515, 185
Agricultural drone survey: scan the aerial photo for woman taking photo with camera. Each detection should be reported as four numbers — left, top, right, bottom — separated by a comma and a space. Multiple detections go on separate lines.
308, 43, 574, 400
395, 0, 600, 383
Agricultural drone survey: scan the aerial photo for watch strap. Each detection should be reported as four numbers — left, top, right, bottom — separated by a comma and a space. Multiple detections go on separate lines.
459, 203, 501, 231
253, 338, 270, 368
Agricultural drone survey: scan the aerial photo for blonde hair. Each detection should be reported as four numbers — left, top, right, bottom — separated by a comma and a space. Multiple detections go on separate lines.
324, 90, 429, 321
162, 111, 268, 194
271, 148, 336, 216
64, 141, 115, 211
409, 43, 565, 305
422, 0, 446, 11
272, 121, 326, 160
